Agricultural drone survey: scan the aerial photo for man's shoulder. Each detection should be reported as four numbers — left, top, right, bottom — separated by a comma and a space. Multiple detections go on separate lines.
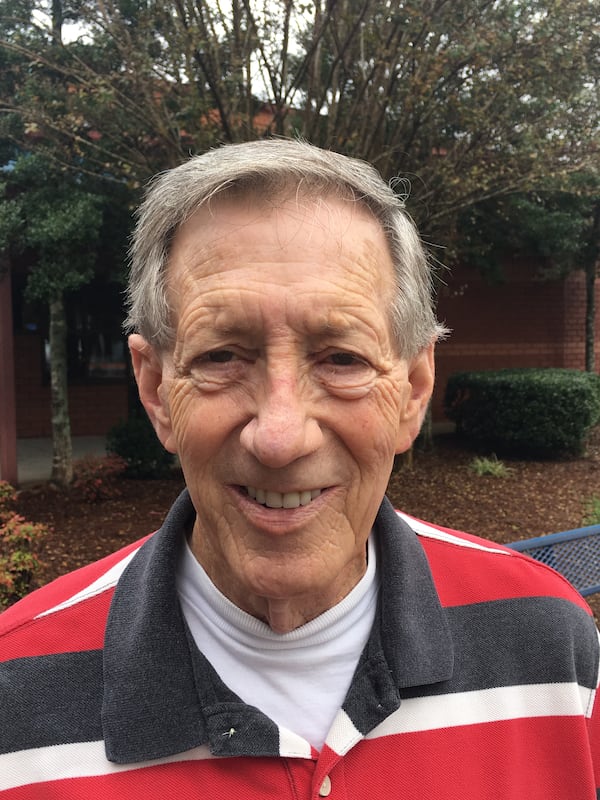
395, 510, 593, 615
0, 533, 153, 661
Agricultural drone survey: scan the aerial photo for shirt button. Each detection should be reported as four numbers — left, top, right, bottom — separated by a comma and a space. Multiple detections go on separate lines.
319, 775, 332, 797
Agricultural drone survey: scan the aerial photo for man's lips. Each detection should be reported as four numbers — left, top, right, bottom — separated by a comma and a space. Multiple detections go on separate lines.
243, 486, 323, 509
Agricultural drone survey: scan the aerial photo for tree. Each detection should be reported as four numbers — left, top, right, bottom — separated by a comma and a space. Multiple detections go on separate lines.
0, 1, 133, 485
0, 0, 598, 461
0, 0, 597, 239
0, 154, 105, 485
584, 199, 600, 372
456, 172, 600, 370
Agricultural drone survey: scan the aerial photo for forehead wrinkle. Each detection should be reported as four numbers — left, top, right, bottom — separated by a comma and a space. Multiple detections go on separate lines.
183, 261, 391, 332
170, 232, 392, 317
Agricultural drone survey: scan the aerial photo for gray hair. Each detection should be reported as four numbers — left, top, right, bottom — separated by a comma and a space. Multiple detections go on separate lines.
125, 139, 447, 357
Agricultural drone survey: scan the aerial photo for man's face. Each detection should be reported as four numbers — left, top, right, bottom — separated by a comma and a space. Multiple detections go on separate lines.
131, 196, 434, 631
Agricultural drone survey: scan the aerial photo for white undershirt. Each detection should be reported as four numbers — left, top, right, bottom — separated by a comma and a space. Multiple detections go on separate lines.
177, 534, 378, 751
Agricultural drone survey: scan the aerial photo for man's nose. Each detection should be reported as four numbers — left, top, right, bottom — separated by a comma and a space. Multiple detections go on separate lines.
239, 375, 323, 468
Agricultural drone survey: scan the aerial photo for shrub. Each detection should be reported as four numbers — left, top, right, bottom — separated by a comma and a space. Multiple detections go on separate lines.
445, 368, 600, 457
72, 454, 128, 503
0, 481, 49, 609
0, 481, 17, 523
106, 414, 176, 479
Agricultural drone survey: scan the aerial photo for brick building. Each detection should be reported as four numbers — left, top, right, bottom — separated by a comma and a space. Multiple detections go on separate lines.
13, 333, 129, 437
433, 262, 599, 419
10, 275, 130, 439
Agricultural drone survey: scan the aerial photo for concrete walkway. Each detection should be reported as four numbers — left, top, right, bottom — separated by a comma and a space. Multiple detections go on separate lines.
16, 437, 107, 486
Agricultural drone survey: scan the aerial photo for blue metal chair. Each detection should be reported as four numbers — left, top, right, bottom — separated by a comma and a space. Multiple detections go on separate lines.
507, 524, 600, 597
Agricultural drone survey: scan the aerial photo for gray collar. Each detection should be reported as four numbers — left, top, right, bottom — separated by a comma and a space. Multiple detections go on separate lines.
102, 491, 454, 763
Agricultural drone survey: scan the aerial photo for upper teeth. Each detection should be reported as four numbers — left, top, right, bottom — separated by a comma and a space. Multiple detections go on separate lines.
246, 487, 322, 509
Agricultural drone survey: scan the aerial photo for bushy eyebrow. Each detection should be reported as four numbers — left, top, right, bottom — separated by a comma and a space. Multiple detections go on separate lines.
206, 308, 356, 339
304, 312, 360, 343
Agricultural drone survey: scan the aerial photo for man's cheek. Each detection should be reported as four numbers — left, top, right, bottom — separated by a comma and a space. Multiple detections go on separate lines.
365, 382, 408, 436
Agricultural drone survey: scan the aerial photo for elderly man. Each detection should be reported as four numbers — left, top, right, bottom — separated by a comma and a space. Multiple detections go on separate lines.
1, 140, 599, 798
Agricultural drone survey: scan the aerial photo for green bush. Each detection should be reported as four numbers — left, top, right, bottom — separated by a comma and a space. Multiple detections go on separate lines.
106, 414, 176, 479
445, 368, 600, 457
0, 480, 49, 609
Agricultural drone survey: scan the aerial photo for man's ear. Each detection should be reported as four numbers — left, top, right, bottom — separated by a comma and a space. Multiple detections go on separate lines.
396, 341, 435, 454
128, 334, 177, 454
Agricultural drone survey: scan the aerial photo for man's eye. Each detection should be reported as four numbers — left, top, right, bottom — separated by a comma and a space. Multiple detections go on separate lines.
317, 350, 376, 397
327, 352, 362, 366
206, 350, 235, 363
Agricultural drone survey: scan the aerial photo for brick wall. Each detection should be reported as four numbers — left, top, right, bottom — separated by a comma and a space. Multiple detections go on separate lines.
14, 334, 129, 437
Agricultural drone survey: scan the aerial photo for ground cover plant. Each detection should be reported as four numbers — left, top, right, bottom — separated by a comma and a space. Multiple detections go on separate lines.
583, 496, 600, 526
12, 426, 600, 616
469, 455, 513, 478
0, 481, 49, 609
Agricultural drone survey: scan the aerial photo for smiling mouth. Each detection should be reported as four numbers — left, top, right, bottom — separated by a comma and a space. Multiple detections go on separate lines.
244, 487, 323, 509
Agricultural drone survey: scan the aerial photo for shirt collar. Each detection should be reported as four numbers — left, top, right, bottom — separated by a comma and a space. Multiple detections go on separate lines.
102, 490, 454, 763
